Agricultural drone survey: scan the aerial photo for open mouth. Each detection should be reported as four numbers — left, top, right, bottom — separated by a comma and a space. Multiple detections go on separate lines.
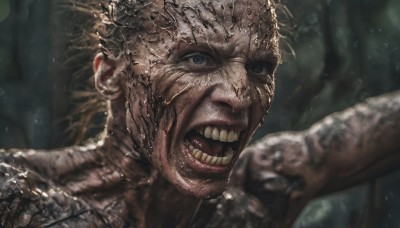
184, 126, 241, 167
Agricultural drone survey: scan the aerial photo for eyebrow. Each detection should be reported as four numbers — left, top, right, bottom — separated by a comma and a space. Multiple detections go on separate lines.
172, 39, 278, 61
174, 39, 233, 55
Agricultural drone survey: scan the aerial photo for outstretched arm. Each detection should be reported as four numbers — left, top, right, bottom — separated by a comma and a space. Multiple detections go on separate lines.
239, 91, 400, 225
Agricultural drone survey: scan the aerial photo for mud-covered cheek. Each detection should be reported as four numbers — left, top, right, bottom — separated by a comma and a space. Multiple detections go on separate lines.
122, 69, 168, 158
251, 85, 272, 113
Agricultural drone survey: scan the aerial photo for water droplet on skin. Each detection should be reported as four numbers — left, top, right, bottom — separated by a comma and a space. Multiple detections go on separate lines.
90, 144, 97, 150
97, 140, 104, 146
223, 192, 233, 200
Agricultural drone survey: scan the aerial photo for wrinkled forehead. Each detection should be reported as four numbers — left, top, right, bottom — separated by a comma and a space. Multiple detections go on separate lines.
161, 0, 278, 40
109, 0, 280, 59
166, 0, 276, 23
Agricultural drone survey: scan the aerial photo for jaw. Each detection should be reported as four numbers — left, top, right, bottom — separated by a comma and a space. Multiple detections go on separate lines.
151, 110, 256, 199
152, 129, 232, 198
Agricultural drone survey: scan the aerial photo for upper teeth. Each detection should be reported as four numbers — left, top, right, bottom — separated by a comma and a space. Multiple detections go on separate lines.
196, 126, 240, 143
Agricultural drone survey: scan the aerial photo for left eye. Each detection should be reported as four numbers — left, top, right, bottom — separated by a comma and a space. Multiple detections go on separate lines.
249, 63, 268, 75
246, 62, 274, 83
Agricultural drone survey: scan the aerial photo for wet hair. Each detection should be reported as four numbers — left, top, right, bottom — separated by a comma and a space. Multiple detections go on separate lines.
62, 0, 292, 144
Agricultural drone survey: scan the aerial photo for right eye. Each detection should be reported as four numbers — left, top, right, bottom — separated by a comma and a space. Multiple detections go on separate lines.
188, 54, 207, 65
183, 52, 216, 70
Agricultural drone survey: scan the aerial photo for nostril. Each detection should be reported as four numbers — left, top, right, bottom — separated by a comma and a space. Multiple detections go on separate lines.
215, 101, 232, 109
211, 86, 251, 113
213, 99, 247, 113
212, 96, 251, 113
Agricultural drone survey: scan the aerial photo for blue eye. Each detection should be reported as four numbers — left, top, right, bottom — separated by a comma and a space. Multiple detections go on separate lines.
182, 52, 217, 70
190, 55, 206, 65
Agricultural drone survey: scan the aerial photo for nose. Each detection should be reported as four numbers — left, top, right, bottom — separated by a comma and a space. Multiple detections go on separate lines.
211, 64, 251, 113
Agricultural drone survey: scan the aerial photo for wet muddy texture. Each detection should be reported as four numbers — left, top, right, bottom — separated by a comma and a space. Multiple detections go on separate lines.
242, 91, 400, 225
1, 0, 399, 227
1, 91, 399, 227
88, 0, 281, 201
0, 149, 119, 227
1, 0, 400, 227
96, 0, 279, 159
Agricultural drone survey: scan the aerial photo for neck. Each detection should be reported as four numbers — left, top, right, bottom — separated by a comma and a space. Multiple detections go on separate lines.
99, 134, 201, 227
123, 172, 202, 227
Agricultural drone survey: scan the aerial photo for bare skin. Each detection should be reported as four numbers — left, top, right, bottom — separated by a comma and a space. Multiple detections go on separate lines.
1, 0, 400, 227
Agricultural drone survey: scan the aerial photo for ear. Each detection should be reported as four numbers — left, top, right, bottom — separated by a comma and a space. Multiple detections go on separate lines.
93, 53, 122, 100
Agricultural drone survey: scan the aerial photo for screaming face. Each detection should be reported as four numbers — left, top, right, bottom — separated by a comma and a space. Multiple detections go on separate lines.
106, 0, 280, 198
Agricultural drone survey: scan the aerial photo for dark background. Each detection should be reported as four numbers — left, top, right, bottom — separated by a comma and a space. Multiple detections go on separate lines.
0, 0, 399, 227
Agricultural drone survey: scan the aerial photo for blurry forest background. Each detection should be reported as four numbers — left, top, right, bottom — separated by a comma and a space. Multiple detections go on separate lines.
0, 0, 399, 227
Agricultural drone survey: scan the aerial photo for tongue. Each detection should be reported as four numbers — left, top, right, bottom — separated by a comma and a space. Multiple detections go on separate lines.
187, 133, 224, 156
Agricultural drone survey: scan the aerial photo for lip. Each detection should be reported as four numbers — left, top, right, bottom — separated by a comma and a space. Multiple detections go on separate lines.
186, 120, 248, 133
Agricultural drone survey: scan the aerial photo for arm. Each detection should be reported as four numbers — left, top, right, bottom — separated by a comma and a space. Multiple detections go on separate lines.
240, 91, 400, 224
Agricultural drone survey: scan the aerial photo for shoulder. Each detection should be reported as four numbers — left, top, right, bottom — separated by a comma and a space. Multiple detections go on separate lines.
0, 161, 108, 227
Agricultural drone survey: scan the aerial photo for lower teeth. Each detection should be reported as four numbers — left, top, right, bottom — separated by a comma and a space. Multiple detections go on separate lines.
185, 140, 233, 166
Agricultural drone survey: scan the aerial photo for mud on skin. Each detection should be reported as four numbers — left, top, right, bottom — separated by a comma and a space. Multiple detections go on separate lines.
1, 0, 400, 227
109, 0, 279, 198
